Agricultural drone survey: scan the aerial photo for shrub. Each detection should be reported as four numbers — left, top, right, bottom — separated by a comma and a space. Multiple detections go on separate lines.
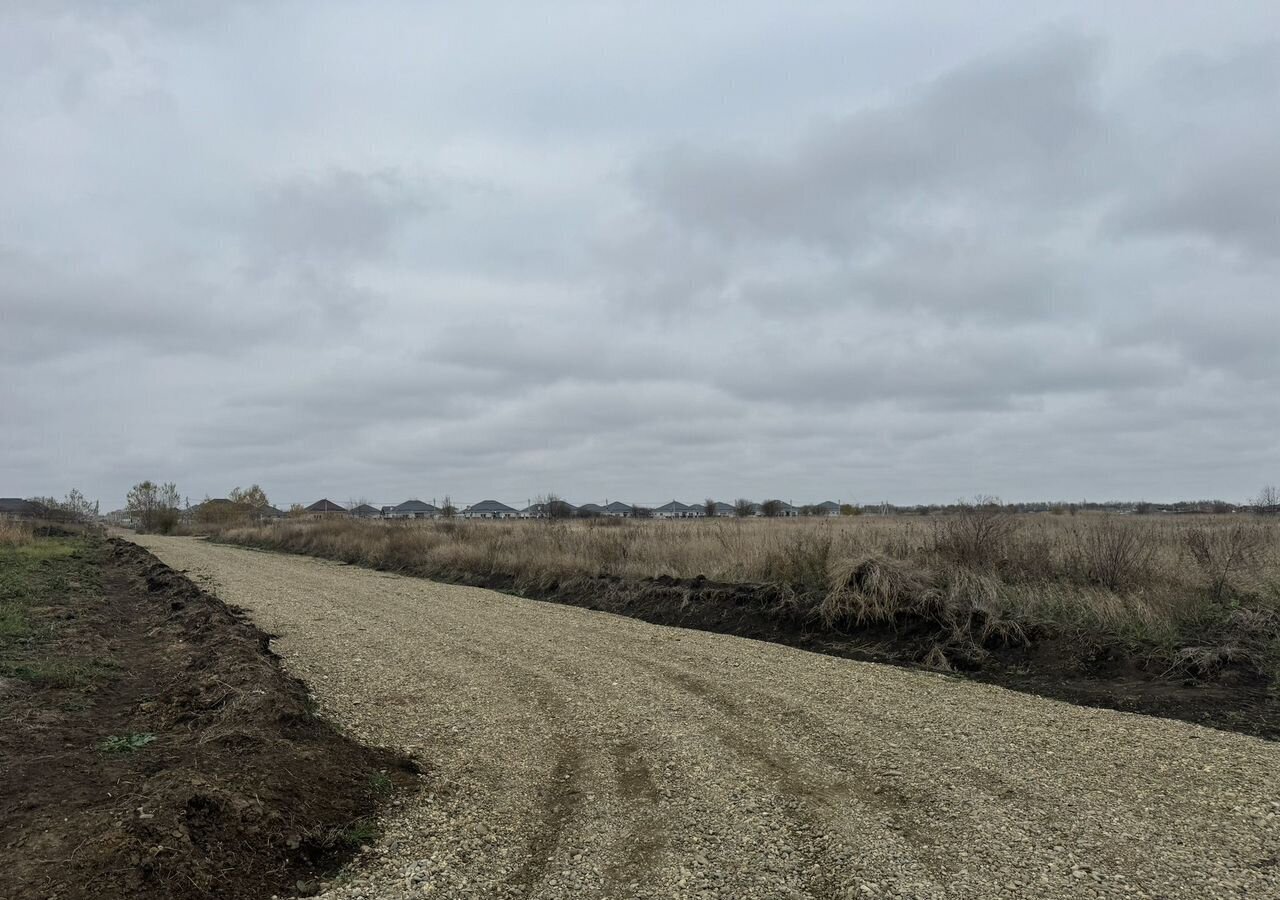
931, 499, 1014, 570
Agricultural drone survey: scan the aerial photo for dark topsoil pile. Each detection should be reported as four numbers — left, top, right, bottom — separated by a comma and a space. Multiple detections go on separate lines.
441, 568, 1280, 740
0, 538, 417, 900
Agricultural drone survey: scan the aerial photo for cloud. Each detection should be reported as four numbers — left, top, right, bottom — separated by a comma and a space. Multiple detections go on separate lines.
243, 169, 435, 272
632, 32, 1113, 250
2, 5, 1278, 508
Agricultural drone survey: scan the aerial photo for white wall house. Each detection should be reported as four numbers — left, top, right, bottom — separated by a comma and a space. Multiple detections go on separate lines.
385, 500, 439, 519
464, 500, 519, 519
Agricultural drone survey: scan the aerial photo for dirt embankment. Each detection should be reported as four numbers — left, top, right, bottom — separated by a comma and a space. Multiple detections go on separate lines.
0, 537, 417, 900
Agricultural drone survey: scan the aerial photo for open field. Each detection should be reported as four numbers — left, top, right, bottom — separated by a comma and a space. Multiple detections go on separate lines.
0, 528, 415, 900
132, 533, 1280, 900
213, 512, 1280, 733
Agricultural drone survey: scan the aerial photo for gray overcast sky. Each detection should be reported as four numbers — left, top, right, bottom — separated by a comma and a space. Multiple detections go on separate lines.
3, 2, 1278, 510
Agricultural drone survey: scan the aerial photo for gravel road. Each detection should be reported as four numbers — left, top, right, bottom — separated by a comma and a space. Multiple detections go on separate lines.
131, 535, 1280, 900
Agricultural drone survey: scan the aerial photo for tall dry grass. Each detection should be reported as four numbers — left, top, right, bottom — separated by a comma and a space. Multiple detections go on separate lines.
216, 512, 1280, 673
0, 520, 34, 547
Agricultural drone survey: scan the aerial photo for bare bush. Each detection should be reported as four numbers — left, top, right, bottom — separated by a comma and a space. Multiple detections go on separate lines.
1185, 523, 1270, 601
1069, 518, 1157, 591
931, 497, 1014, 570
1256, 484, 1280, 516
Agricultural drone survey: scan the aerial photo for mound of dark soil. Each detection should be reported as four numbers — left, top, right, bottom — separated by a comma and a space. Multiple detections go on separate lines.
0, 538, 417, 900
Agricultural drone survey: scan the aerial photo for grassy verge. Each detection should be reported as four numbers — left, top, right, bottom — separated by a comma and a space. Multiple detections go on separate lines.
0, 528, 105, 686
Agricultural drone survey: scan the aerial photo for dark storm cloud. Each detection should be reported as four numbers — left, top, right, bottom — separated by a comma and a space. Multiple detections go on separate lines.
3, 3, 1278, 508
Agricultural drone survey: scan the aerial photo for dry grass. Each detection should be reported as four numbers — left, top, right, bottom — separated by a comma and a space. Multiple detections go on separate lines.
215, 512, 1280, 675
0, 520, 34, 547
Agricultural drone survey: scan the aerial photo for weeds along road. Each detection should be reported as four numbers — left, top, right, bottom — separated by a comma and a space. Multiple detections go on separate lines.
131, 535, 1279, 900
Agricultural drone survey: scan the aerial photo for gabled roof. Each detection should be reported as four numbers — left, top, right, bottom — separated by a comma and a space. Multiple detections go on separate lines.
467, 499, 517, 513
0, 498, 46, 517
816, 500, 841, 510
351, 504, 381, 515
306, 498, 346, 512
577, 503, 606, 514
713, 502, 736, 513
655, 500, 692, 512
260, 505, 285, 517
393, 499, 438, 512
603, 501, 633, 513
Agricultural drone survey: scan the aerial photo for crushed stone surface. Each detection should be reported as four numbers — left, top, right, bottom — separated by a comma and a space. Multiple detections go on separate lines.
133, 535, 1280, 900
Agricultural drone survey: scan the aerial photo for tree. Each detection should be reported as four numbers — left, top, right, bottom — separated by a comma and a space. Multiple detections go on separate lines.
1255, 485, 1280, 516
127, 480, 181, 533
840, 503, 859, 516
440, 495, 457, 518
287, 503, 307, 517
733, 498, 754, 518
546, 495, 575, 519
61, 488, 99, 521
632, 505, 653, 519
704, 498, 717, 518
760, 499, 784, 518
229, 485, 270, 509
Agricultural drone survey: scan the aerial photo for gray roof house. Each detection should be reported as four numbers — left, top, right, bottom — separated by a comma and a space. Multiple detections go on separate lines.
710, 501, 736, 517
654, 500, 694, 518
519, 500, 578, 518
814, 500, 841, 516
464, 500, 519, 519
351, 503, 382, 518
603, 501, 633, 517
0, 498, 48, 519
305, 498, 347, 516
387, 499, 439, 519
577, 503, 606, 517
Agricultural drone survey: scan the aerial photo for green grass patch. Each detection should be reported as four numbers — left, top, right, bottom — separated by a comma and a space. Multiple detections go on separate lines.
0, 535, 104, 684
99, 732, 155, 754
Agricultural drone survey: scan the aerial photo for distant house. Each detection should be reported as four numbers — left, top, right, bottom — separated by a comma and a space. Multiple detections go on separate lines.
350, 503, 382, 518
187, 498, 235, 524
576, 503, 606, 517
814, 501, 841, 517
305, 498, 348, 517
0, 498, 48, 519
385, 499, 438, 519
259, 505, 286, 519
518, 500, 577, 518
712, 501, 736, 517
762, 500, 800, 518
654, 500, 694, 519
463, 500, 519, 519
603, 501, 633, 518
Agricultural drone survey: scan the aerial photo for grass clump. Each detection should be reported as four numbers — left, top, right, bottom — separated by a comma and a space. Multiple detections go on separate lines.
99, 732, 156, 754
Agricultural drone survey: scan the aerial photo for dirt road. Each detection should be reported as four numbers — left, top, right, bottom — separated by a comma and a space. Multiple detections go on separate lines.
131, 535, 1279, 900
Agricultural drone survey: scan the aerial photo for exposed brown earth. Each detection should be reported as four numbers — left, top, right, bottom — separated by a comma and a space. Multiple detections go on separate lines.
134, 534, 1280, 900
0, 537, 416, 900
